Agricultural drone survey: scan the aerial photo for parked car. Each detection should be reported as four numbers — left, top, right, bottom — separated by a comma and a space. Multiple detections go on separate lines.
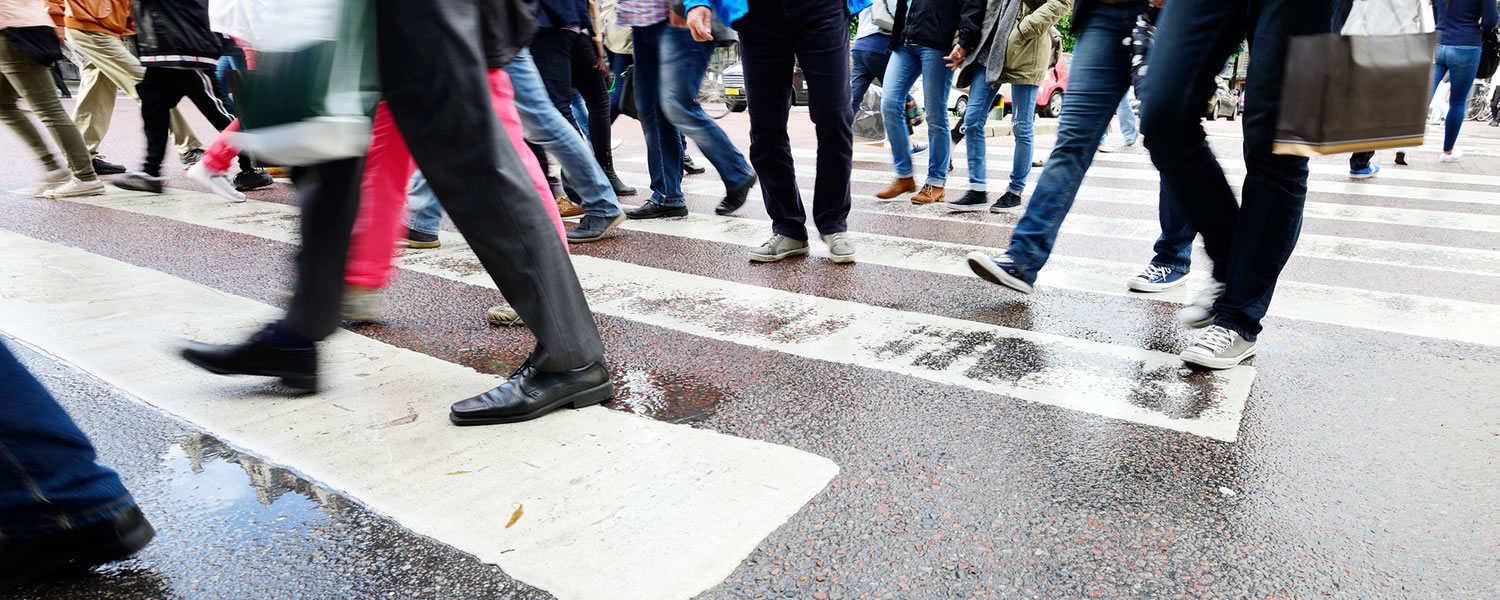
1204, 77, 1236, 121
951, 52, 1073, 120
720, 62, 807, 112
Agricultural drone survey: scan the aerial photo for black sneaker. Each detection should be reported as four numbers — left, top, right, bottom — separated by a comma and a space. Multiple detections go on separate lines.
948, 190, 988, 212
568, 213, 627, 243
179, 148, 205, 167
233, 168, 275, 191
0, 505, 155, 588
91, 155, 126, 175
110, 172, 164, 194
965, 251, 1034, 294
683, 155, 706, 175
626, 201, 689, 220
405, 228, 440, 249
990, 192, 1022, 213
715, 174, 757, 215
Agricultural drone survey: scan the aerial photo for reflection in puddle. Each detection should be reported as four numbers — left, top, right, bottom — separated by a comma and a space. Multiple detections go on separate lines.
610, 368, 725, 423
159, 433, 350, 518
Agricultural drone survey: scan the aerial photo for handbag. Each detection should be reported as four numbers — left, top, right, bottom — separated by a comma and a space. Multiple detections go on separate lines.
1272, 0, 1439, 156
869, 0, 896, 31
619, 65, 638, 120
2, 27, 64, 67
1479, 28, 1499, 80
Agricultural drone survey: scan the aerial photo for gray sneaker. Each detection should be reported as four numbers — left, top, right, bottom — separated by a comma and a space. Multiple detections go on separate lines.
1180, 325, 1256, 369
748, 234, 810, 263
342, 288, 386, 322
486, 305, 525, 327
821, 232, 855, 264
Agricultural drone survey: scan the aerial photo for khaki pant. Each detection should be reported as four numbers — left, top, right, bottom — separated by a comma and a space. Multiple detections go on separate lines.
0, 36, 95, 180
67, 29, 202, 155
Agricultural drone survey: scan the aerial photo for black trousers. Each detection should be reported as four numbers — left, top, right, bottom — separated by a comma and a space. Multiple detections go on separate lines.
1349, 151, 1374, 170
530, 27, 614, 171
136, 66, 248, 176
736, 0, 853, 240
282, 0, 605, 373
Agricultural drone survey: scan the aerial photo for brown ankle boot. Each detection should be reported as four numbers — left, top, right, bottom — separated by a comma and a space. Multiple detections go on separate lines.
875, 177, 917, 199
911, 184, 945, 204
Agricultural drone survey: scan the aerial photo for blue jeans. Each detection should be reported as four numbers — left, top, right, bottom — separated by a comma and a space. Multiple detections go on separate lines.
610, 53, 632, 123
505, 50, 620, 217
882, 44, 953, 185
850, 49, 890, 115
963, 72, 1036, 194
1140, 0, 1333, 340
407, 171, 442, 235
633, 22, 755, 207
0, 340, 134, 537
1006, 1, 1143, 282
1433, 44, 1482, 152
214, 53, 247, 113
1099, 89, 1139, 147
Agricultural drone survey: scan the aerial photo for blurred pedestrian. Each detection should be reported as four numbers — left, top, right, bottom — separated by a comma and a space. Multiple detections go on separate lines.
1426, 0, 1497, 162
533, 0, 636, 196
850, 1, 927, 154
2, 0, 103, 197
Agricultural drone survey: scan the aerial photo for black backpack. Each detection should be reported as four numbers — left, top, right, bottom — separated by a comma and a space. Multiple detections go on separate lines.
1480, 27, 1500, 80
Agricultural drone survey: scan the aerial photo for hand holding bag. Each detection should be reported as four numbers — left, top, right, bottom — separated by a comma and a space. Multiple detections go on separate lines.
1272, 0, 1439, 157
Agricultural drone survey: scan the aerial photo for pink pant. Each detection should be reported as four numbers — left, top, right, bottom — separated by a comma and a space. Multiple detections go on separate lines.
344, 68, 563, 289
200, 39, 257, 174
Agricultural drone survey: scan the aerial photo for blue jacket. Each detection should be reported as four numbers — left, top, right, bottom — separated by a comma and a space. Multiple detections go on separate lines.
538, 0, 589, 29
1434, 0, 1499, 47
684, 0, 872, 27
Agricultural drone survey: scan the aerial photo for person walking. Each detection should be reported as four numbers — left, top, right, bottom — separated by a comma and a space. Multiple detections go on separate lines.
182, 0, 615, 426
2, 0, 103, 198
0, 340, 155, 587
873, 0, 985, 205
600, 0, 706, 173
533, 0, 636, 197
851, 1, 929, 155
947, 0, 1066, 214
681, 0, 866, 264
618, 0, 757, 219
1427, 0, 1497, 162
45, 0, 203, 175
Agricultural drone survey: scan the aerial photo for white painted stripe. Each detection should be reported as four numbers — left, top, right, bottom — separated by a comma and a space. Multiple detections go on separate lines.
48, 189, 1257, 441
615, 168, 1500, 278
0, 229, 838, 600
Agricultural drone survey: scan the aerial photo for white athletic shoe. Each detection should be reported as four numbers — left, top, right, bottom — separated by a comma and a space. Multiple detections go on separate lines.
1181, 325, 1256, 369
186, 162, 246, 202
41, 178, 106, 198
1439, 149, 1464, 163
16, 169, 70, 196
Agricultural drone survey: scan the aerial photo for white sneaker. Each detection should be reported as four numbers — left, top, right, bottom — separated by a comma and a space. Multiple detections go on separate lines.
186, 163, 246, 202
1180, 325, 1256, 369
1098, 144, 1119, 154
41, 178, 106, 198
16, 169, 70, 196
1439, 149, 1463, 163
1177, 280, 1225, 328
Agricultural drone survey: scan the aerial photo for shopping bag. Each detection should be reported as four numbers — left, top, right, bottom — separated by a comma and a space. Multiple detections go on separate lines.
1272, 33, 1437, 155
619, 65, 638, 121
232, 0, 379, 165
853, 85, 885, 142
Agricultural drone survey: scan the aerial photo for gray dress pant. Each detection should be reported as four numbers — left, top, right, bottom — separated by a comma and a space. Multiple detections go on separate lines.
281, 0, 605, 373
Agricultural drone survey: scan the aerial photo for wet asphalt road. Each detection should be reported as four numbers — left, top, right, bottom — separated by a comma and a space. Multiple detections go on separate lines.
1, 97, 1498, 599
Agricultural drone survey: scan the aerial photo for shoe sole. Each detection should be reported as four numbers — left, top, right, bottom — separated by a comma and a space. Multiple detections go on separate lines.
45, 186, 107, 198
1180, 345, 1256, 370
180, 349, 317, 394
748, 246, 811, 263
911, 197, 944, 205
828, 252, 856, 264
1349, 173, 1376, 179
234, 181, 275, 192
1127, 277, 1189, 293
947, 203, 988, 213
404, 240, 441, 249
448, 382, 614, 426
965, 251, 1033, 294
568, 213, 628, 243
989, 205, 1022, 214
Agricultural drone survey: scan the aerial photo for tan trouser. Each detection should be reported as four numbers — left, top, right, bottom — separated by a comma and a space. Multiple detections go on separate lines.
67, 29, 202, 155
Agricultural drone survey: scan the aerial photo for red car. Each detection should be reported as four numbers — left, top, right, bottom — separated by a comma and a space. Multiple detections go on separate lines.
972, 51, 1071, 119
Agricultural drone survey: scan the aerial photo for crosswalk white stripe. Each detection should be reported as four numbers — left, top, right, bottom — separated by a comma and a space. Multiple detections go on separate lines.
0, 229, 839, 600
616, 169, 1500, 278
50, 189, 1257, 441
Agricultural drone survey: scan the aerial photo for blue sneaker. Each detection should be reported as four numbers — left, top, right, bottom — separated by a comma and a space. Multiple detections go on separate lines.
912, 142, 929, 154
1350, 165, 1380, 179
966, 251, 1034, 294
1127, 264, 1189, 293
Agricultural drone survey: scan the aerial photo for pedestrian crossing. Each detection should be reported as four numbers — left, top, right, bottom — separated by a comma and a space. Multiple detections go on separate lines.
2, 136, 1497, 598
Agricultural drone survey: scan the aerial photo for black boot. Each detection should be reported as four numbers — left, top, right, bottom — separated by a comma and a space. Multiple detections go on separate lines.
683, 154, 707, 175
1, 505, 155, 588
450, 359, 614, 425
602, 159, 637, 196
180, 325, 318, 393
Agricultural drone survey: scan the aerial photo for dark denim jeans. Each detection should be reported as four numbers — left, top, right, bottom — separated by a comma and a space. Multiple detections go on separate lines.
0, 340, 134, 537
1005, 1, 1146, 280
1140, 0, 1334, 340
632, 22, 755, 207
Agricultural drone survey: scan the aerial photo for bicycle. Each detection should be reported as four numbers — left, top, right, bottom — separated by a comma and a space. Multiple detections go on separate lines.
1465, 78, 1494, 122
698, 66, 731, 120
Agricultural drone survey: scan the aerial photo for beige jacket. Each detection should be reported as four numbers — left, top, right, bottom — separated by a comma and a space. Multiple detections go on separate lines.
598, 0, 632, 55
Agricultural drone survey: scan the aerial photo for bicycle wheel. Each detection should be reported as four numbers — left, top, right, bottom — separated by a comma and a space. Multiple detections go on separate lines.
699, 68, 731, 120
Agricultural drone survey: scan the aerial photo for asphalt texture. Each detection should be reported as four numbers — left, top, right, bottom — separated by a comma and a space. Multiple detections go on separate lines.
1, 93, 1498, 599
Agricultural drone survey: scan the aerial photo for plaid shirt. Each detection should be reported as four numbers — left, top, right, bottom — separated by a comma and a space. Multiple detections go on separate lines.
617, 0, 670, 27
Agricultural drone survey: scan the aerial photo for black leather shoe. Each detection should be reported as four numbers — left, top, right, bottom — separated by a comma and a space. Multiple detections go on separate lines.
450, 360, 614, 425
180, 325, 318, 393
233, 168, 275, 191
604, 166, 637, 196
1, 505, 155, 588
715, 174, 757, 215
625, 201, 688, 220
683, 155, 706, 175
91, 155, 126, 175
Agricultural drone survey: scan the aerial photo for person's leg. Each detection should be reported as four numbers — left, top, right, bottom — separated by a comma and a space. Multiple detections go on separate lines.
609, 52, 632, 123
345, 102, 417, 291
918, 47, 954, 187
505, 50, 622, 217
136, 68, 183, 177
1348, 151, 1374, 172
795, 1, 854, 236
659, 26, 755, 191
279, 159, 366, 342
1002, 2, 1139, 281
490, 68, 567, 245
631, 24, 686, 207
177, 68, 257, 174
1441, 46, 1481, 153
880, 46, 922, 181
738, 3, 804, 238
850, 49, 877, 116
1007, 83, 1039, 195
568, 32, 614, 168
377, 0, 604, 373
963, 69, 1002, 192
0, 39, 96, 182
0, 72, 65, 175
65, 30, 123, 155
1116, 88, 1138, 145
215, 56, 237, 113
1150, 187, 1195, 273
405, 171, 445, 236
530, 28, 587, 136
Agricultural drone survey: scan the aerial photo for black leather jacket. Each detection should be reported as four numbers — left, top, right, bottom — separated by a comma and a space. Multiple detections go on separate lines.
893, 0, 986, 52
133, 0, 221, 69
